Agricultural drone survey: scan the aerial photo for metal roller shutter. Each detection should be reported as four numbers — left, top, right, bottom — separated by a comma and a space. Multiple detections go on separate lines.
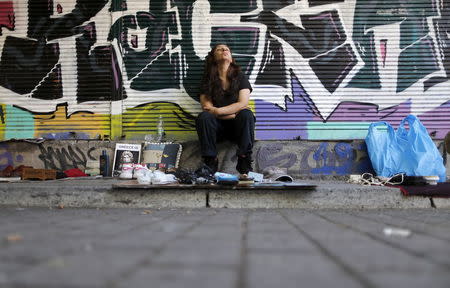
1, 0, 449, 140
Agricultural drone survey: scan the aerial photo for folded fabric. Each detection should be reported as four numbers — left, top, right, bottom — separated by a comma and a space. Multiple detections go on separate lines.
64, 168, 88, 177
152, 170, 177, 184
262, 166, 293, 182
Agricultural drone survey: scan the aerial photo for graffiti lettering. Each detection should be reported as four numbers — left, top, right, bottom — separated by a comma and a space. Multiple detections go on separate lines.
0, 0, 448, 141
38, 145, 96, 171
256, 143, 297, 170
0, 143, 14, 171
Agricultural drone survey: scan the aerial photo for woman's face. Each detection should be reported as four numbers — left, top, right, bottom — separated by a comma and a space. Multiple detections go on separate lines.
213, 45, 232, 63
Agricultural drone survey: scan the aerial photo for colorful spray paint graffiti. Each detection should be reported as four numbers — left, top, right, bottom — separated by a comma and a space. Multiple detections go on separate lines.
256, 141, 373, 176
0, 0, 449, 140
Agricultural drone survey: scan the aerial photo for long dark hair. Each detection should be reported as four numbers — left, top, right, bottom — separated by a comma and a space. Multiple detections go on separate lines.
201, 44, 242, 101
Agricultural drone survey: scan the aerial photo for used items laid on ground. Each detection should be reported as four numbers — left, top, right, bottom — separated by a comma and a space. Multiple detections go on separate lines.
366, 114, 446, 182
262, 166, 293, 182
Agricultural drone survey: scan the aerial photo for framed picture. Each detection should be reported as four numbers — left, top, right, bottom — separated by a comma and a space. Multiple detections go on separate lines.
142, 143, 182, 171
112, 143, 141, 176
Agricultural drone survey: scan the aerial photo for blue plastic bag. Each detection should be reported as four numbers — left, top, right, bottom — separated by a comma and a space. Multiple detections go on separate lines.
365, 115, 446, 182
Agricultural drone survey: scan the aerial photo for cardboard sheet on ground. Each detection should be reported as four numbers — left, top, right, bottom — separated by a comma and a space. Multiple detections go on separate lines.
112, 180, 316, 191
142, 143, 182, 171
399, 182, 450, 197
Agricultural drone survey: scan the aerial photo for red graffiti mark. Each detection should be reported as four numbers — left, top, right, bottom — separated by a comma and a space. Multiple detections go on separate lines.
57, 4, 63, 14
380, 39, 388, 68
0, 1, 15, 33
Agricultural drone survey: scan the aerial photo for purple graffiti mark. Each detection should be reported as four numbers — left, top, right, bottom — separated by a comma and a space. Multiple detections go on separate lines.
41, 132, 91, 140
326, 100, 411, 125
325, 98, 450, 140
256, 143, 297, 170
380, 39, 387, 67
0, 144, 14, 171
38, 145, 90, 171
16, 154, 24, 162
413, 100, 450, 139
291, 70, 321, 119
131, 35, 138, 48
255, 71, 320, 140
0, 1, 14, 35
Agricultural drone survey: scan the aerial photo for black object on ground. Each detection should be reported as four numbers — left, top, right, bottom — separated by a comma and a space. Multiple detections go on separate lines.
399, 182, 450, 197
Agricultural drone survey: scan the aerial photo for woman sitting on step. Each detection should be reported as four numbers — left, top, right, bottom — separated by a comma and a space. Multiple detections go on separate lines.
196, 43, 255, 178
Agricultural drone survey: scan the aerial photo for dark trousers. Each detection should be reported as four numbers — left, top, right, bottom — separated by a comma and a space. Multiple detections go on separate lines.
196, 109, 255, 158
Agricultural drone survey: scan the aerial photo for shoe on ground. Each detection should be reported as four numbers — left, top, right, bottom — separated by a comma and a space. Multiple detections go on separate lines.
119, 164, 133, 179
137, 169, 153, 184
203, 157, 218, 174
133, 164, 147, 179
236, 154, 253, 175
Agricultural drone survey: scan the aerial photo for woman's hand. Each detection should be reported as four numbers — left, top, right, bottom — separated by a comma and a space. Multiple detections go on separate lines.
217, 114, 236, 120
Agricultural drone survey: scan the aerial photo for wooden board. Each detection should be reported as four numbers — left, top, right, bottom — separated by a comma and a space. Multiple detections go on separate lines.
112, 180, 316, 191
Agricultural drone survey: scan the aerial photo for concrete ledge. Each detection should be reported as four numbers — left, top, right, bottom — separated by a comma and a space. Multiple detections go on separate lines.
432, 198, 450, 209
0, 179, 206, 208
209, 182, 430, 209
106, 190, 205, 208
0, 178, 434, 209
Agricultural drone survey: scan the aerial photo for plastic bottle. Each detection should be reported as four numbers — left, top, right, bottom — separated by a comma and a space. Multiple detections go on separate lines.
99, 150, 110, 177
157, 115, 165, 142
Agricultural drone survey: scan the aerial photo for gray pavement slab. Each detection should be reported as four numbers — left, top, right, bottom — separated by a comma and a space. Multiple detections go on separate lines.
1, 207, 450, 288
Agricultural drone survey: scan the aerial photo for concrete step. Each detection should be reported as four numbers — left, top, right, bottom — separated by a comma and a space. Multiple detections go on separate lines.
1, 178, 448, 209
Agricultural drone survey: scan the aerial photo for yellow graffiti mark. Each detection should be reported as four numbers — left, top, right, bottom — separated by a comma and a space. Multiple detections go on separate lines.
122, 102, 197, 141
33, 105, 110, 139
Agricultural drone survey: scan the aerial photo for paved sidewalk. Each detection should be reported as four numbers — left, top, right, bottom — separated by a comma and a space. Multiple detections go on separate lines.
1, 207, 449, 288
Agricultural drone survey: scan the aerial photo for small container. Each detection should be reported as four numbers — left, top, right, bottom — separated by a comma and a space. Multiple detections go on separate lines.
156, 115, 165, 142
99, 150, 110, 177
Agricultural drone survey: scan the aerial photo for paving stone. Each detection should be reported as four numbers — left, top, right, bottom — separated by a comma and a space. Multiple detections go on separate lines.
367, 271, 450, 288
246, 252, 363, 288
315, 210, 450, 267
247, 231, 314, 252
152, 238, 241, 266
118, 266, 237, 288
9, 248, 151, 288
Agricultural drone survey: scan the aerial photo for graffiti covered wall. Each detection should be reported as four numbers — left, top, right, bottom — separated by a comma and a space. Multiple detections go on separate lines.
0, 0, 449, 141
